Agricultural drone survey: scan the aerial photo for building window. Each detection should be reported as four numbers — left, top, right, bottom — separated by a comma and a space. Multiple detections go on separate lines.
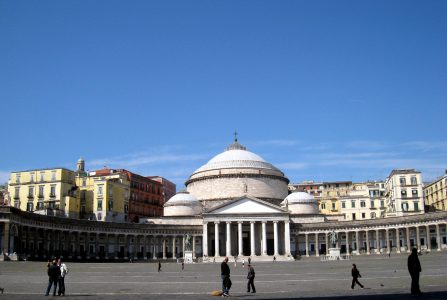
380, 200, 385, 208
412, 189, 418, 197
401, 189, 407, 197
14, 187, 20, 199
362, 213, 366, 219
82, 178, 87, 187
414, 202, 419, 211
108, 200, 113, 211
51, 171, 56, 181
341, 202, 346, 209
402, 202, 409, 212
27, 202, 33, 212
371, 212, 376, 219
50, 185, 56, 197
352, 213, 356, 220
97, 200, 102, 210
360, 201, 366, 208
16, 174, 21, 183
331, 203, 336, 210
351, 201, 356, 208
321, 203, 326, 209
38, 186, 44, 198
400, 177, 406, 186
28, 186, 34, 198
30, 173, 34, 183
124, 204, 129, 213
40, 172, 45, 181
98, 185, 103, 197
370, 200, 375, 208
411, 177, 417, 185
108, 188, 113, 198
37, 202, 44, 210
98, 212, 102, 220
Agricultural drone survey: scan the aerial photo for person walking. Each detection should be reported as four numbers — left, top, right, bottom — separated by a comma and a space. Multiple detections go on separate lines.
181, 261, 184, 271
248, 257, 251, 265
408, 248, 422, 296
351, 264, 364, 289
45, 259, 61, 296
242, 258, 245, 268
158, 260, 162, 272
221, 257, 231, 297
246, 264, 256, 293
57, 258, 69, 296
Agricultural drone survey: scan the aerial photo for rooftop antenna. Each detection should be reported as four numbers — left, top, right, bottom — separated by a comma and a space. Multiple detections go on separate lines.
234, 131, 238, 142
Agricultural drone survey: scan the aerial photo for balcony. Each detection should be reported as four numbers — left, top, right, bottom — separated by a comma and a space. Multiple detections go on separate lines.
27, 194, 34, 199
49, 194, 56, 198
38, 194, 44, 198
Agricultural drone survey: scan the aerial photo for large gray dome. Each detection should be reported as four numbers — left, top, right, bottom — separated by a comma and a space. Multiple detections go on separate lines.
185, 139, 289, 209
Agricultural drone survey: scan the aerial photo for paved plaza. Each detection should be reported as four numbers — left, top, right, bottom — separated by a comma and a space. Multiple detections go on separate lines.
0, 252, 446, 299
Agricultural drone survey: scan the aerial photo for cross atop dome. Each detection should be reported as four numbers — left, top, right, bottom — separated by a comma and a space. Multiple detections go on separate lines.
226, 131, 247, 151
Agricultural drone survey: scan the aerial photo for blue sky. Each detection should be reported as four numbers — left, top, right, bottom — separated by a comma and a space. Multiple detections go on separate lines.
1, 0, 446, 188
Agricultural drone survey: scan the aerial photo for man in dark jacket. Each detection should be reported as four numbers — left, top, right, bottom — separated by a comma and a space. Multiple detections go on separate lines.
45, 259, 61, 296
408, 248, 422, 296
351, 264, 364, 289
221, 257, 231, 297
246, 264, 256, 293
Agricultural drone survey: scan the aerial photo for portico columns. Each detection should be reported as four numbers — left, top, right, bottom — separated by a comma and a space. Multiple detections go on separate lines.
152, 237, 157, 259
203, 223, 208, 257
285, 220, 291, 256
226, 222, 232, 257
355, 231, 360, 255
214, 222, 220, 257
375, 230, 380, 254
426, 225, 431, 252
162, 237, 167, 259
261, 222, 267, 256
273, 221, 279, 256
305, 233, 309, 257
192, 235, 196, 258
238, 222, 243, 256
365, 230, 370, 255
346, 231, 350, 255
315, 233, 319, 257
385, 229, 390, 254
172, 236, 176, 259
416, 226, 421, 251
250, 222, 255, 257
325, 232, 329, 253
406, 227, 411, 252
395, 228, 401, 253
436, 224, 441, 251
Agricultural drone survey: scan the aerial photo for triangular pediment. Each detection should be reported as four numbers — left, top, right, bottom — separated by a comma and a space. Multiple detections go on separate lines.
206, 196, 287, 214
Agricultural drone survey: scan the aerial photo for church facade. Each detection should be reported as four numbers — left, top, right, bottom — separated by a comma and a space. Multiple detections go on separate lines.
1, 139, 447, 261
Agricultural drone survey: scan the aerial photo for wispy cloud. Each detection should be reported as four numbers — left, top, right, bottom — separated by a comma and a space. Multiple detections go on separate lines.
89, 153, 207, 168
276, 162, 309, 170
401, 141, 447, 152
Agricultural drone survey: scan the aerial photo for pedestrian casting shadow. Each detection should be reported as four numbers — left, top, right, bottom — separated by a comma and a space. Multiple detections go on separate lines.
255, 291, 447, 300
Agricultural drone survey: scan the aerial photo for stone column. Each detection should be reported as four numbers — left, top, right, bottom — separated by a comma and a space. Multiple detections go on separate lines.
2, 223, 10, 254
416, 226, 421, 251
238, 222, 243, 256
426, 225, 431, 252
203, 223, 208, 257
153, 237, 157, 259
261, 221, 267, 256
162, 237, 167, 259
214, 222, 220, 257
105, 234, 110, 259
226, 222, 232, 257
375, 229, 380, 254
315, 233, 319, 257
172, 236, 176, 259
346, 231, 350, 255
182, 235, 185, 257
355, 231, 360, 255
406, 227, 411, 253
284, 220, 291, 256
395, 228, 400, 253
305, 233, 309, 257
250, 221, 255, 257
192, 235, 196, 258
273, 221, 279, 256
325, 232, 329, 253
385, 229, 390, 254
365, 230, 370, 255
115, 234, 120, 259
436, 224, 441, 251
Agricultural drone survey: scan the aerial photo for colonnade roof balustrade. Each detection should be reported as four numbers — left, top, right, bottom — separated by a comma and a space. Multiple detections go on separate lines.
294, 211, 447, 233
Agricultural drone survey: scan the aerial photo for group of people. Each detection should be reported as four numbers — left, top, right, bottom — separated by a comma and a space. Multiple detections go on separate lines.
45, 258, 69, 296
220, 257, 256, 297
351, 248, 422, 296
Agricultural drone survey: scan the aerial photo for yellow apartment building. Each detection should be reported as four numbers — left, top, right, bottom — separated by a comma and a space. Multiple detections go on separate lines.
424, 171, 447, 212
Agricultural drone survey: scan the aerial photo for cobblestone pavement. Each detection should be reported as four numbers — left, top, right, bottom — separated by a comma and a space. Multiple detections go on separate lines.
1, 252, 446, 299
